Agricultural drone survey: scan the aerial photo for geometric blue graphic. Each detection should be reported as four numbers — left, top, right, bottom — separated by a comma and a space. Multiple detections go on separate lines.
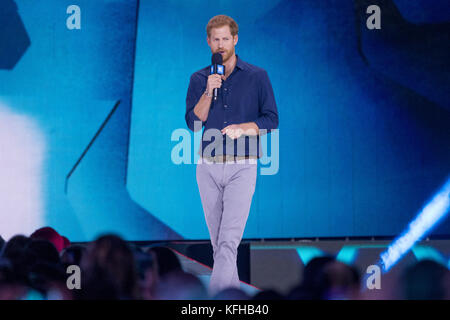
0, 0, 30, 69
0, 0, 180, 241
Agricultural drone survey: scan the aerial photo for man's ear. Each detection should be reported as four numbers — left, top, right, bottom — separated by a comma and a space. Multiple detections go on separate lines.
234, 34, 238, 46
207, 36, 211, 46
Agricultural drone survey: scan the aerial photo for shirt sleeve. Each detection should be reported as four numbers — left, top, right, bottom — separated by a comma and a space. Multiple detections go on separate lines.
185, 73, 205, 132
254, 70, 279, 133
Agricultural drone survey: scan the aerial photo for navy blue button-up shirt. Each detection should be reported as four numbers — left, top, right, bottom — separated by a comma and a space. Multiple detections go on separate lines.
185, 55, 279, 158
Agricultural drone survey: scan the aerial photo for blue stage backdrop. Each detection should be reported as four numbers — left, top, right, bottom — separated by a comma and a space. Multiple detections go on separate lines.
0, 0, 449, 241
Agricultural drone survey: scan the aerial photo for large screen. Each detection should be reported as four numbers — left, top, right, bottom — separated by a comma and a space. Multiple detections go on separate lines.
1, 0, 449, 241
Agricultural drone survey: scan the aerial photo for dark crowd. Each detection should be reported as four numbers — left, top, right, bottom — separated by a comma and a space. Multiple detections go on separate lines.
0, 227, 448, 300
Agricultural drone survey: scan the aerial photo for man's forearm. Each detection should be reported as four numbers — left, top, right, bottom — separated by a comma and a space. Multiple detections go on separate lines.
193, 93, 212, 122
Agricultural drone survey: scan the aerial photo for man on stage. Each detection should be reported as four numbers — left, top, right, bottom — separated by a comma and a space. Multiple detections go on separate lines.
185, 15, 279, 295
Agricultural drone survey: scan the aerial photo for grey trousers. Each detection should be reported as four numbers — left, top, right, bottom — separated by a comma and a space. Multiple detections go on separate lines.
196, 157, 257, 296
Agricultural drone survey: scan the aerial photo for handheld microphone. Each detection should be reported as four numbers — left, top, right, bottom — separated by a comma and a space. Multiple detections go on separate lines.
210, 53, 225, 102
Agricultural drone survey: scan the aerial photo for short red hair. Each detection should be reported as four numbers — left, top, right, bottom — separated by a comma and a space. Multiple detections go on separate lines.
206, 15, 239, 38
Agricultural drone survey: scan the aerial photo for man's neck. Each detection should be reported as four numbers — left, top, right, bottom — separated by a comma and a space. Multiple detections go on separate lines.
223, 54, 237, 80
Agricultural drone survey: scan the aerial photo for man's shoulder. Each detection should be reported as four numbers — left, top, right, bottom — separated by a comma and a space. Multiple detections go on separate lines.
190, 66, 210, 80
239, 59, 267, 75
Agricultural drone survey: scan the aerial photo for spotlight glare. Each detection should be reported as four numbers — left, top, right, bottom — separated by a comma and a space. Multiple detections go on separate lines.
380, 178, 450, 272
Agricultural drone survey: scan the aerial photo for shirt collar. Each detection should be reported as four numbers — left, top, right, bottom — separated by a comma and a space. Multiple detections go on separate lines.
235, 54, 246, 71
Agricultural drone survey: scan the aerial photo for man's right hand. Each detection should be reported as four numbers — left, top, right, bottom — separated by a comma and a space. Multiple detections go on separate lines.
206, 74, 224, 96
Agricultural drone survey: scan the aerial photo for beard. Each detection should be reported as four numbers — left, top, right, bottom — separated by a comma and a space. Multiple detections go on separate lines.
217, 48, 234, 63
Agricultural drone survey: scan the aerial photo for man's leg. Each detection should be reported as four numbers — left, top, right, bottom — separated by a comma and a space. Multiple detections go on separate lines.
196, 160, 224, 264
208, 161, 257, 295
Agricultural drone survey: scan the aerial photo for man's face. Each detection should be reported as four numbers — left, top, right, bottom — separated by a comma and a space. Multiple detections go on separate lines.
207, 25, 238, 63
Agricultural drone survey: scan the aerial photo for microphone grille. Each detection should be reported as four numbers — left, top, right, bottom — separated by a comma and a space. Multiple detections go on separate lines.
212, 53, 223, 64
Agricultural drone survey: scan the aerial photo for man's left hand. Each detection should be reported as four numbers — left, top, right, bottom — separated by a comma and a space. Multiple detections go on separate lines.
222, 122, 260, 139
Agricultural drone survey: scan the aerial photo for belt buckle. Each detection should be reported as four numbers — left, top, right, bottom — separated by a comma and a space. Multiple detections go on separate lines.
214, 155, 226, 163
223, 155, 236, 163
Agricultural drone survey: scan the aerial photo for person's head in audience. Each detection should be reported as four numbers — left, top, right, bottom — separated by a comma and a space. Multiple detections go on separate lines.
402, 259, 450, 300
1, 235, 32, 283
288, 255, 335, 300
1, 235, 30, 260
154, 270, 207, 300
134, 248, 158, 300
79, 234, 139, 300
30, 227, 69, 253
1, 236, 69, 298
0, 235, 4, 252
146, 246, 182, 278
0, 258, 28, 299
61, 245, 86, 269
320, 260, 360, 300
297, 257, 360, 300
27, 260, 69, 299
26, 239, 60, 266
26, 238, 72, 298
0, 258, 21, 288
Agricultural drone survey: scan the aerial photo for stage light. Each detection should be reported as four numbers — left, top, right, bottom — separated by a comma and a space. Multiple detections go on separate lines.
296, 246, 324, 265
336, 244, 387, 265
380, 177, 450, 272
411, 245, 447, 266
0, 102, 46, 239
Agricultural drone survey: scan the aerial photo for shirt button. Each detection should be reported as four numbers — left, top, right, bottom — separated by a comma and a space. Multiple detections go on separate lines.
224, 105, 228, 108
224, 121, 227, 124
224, 88, 227, 91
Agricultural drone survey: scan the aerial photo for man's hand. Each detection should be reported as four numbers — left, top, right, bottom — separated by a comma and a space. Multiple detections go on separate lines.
221, 124, 244, 140
206, 74, 225, 96
221, 122, 259, 140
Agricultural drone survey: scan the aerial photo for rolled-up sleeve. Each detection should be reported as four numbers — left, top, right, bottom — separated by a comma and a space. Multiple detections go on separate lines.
185, 73, 204, 132
254, 70, 279, 133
